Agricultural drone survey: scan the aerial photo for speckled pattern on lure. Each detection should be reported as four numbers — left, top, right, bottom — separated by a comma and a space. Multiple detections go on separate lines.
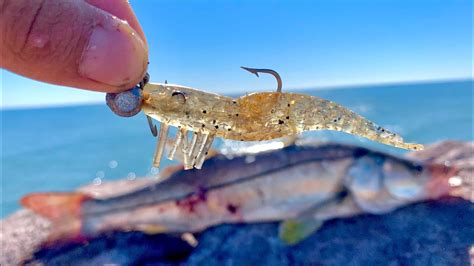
106, 68, 424, 170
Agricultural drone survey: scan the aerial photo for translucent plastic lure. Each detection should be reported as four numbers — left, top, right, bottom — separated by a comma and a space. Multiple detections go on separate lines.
106, 67, 424, 170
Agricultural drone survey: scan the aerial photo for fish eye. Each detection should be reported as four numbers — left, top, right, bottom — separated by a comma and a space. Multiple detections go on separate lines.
171, 90, 186, 104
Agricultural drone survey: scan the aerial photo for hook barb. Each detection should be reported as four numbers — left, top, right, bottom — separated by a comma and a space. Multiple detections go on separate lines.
147, 115, 158, 137
241, 66, 282, 93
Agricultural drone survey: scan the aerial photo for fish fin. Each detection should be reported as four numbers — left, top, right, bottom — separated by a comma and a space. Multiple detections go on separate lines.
21, 192, 91, 245
279, 189, 350, 245
278, 217, 324, 245
21, 192, 90, 220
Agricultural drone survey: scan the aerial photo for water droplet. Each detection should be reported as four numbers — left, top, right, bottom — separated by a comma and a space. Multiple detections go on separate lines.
92, 177, 102, 185
127, 172, 137, 180
149, 167, 160, 176
108, 160, 118, 169
96, 170, 105, 179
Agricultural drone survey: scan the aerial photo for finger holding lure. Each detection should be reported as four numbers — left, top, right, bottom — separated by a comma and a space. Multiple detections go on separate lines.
106, 67, 424, 170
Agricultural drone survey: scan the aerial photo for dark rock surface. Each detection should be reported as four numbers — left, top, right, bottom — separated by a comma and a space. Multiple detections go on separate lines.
28, 198, 473, 265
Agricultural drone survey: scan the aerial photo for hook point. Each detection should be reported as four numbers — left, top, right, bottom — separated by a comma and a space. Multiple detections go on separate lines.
240, 66, 282, 93
241, 66, 260, 77
147, 116, 158, 137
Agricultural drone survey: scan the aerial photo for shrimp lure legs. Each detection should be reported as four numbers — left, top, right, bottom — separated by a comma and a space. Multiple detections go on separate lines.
106, 68, 424, 170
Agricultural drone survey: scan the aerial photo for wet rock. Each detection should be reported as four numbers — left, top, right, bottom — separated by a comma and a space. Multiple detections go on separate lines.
20, 198, 473, 265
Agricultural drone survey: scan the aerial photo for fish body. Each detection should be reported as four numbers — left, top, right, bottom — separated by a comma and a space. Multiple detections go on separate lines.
22, 143, 455, 245
141, 83, 423, 169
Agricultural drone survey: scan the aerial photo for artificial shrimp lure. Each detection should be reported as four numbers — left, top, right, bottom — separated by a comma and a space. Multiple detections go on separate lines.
106, 67, 424, 170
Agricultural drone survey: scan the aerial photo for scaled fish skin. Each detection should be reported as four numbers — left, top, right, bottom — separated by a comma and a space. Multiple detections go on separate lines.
21, 143, 459, 246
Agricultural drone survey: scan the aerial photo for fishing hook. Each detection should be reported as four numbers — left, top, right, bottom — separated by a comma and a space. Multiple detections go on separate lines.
147, 115, 158, 137
139, 73, 150, 88
241, 67, 283, 93
146, 79, 168, 137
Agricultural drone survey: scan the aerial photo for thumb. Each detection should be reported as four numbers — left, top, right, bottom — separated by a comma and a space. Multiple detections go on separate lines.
0, 0, 149, 93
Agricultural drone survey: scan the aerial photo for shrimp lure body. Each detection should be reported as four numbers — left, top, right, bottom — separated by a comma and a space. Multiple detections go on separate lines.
106, 68, 424, 170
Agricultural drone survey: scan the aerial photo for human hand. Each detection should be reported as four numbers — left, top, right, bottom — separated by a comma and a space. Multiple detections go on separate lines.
1, 0, 148, 93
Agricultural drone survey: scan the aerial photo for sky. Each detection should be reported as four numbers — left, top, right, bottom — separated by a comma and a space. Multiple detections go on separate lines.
1, 0, 472, 109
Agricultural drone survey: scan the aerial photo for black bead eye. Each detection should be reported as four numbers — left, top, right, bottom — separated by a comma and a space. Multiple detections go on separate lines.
171, 90, 186, 104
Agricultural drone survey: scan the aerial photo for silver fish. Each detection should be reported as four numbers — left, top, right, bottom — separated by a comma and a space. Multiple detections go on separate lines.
21, 143, 460, 246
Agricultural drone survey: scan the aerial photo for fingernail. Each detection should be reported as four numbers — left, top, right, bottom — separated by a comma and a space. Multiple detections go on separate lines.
79, 20, 148, 88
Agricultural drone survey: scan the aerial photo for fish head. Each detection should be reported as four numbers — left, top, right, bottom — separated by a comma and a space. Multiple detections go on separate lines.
382, 158, 460, 201
347, 154, 461, 215
345, 154, 398, 214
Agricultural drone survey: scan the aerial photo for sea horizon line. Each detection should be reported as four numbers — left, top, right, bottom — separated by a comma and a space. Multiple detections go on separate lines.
2, 77, 471, 111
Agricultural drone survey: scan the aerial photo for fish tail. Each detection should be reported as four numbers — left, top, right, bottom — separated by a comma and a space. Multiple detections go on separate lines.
21, 192, 91, 245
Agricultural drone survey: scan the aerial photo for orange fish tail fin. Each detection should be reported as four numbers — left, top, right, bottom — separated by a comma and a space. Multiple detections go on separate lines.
21, 192, 92, 245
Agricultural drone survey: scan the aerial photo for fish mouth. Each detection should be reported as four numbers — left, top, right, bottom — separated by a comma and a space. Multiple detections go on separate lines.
425, 164, 462, 199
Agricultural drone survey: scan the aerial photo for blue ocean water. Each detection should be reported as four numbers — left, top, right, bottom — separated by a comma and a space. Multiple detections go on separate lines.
1, 80, 472, 217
